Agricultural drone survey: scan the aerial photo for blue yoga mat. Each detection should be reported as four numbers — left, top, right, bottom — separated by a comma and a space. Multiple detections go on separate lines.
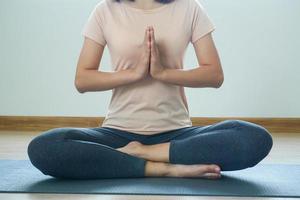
0, 160, 299, 198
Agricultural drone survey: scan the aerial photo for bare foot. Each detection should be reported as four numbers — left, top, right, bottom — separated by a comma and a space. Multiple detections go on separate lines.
116, 141, 144, 158
116, 141, 170, 162
117, 142, 222, 179
145, 161, 221, 179
166, 163, 222, 179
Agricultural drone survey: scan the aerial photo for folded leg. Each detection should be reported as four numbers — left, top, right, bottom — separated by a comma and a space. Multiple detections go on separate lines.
27, 127, 147, 179
169, 120, 273, 171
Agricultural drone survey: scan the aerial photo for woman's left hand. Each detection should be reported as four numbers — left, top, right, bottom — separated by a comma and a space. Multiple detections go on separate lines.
149, 26, 165, 80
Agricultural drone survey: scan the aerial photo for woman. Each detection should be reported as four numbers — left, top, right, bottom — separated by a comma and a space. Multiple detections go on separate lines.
27, 0, 273, 180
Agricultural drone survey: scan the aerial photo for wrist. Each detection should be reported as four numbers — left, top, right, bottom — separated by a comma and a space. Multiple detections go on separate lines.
115, 68, 140, 86
153, 68, 166, 81
127, 68, 142, 82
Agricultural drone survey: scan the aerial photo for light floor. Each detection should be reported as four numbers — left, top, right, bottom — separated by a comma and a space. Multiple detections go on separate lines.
0, 130, 299, 200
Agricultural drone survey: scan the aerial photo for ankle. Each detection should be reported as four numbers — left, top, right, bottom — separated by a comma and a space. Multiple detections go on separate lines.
145, 161, 170, 177
137, 143, 152, 160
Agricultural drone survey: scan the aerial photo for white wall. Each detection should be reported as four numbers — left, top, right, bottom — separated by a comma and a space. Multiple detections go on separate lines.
0, 0, 299, 117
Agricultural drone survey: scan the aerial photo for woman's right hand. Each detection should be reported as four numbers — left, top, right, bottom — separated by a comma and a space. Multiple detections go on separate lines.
130, 27, 151, 81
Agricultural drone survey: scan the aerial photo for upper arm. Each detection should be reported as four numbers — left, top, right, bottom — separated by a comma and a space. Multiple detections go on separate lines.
76, 1, 107, 78
192, 33, 223, 79
75, 37, 105, 79
189, 0, 223, 81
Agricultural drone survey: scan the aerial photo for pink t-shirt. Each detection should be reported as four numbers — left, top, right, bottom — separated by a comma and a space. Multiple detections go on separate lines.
81, 0, 215, 135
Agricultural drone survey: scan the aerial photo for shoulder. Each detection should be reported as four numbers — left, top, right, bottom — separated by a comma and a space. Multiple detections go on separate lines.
91, 0, 113, 18
172, 0, 193, 12
188, 0, 209, 18
175, 0, 204, 13
187, 0, 205, 11
94, 0, 108, 10
94, 0, 121, 13
189, 0, 203, 6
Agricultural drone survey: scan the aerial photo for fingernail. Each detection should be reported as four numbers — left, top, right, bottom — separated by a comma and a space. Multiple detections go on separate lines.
215, 167, 220, 172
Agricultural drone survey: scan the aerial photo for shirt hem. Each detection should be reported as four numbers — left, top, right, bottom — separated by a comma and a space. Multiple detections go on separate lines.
100, 124, 193, 135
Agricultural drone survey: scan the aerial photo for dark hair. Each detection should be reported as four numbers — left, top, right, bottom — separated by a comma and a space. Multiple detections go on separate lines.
115, 0, 174, 3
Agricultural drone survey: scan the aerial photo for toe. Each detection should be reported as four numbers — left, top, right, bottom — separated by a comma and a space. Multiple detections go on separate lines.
205, 173, 221, 179
212, 165, 221, 172
205, 165, 220, 173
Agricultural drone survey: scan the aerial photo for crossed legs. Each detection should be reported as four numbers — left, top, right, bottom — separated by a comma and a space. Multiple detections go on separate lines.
117, 119, 273, 178
27, 120, 273, 179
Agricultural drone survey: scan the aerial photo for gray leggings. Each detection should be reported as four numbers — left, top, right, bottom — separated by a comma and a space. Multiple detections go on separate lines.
27, 119, 273, 179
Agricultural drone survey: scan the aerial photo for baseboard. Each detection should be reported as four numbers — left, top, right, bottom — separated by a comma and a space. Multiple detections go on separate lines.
0, 116, 299, 133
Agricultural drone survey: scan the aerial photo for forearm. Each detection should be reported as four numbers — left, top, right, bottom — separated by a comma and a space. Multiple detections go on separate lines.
158, 65, 223, 88
75, 68, 138, 93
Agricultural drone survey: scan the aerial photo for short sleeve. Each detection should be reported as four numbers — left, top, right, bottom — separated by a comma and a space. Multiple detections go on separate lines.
81, 2, 107, 46
190, 0, 216, 44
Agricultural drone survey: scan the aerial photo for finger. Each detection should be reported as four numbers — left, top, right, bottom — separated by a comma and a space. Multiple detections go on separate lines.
151, 26, 156, 42
144, 27, 149, 41
150, 28, 155, 56
151, 27, 159, 56
147, 28, 151, 50
145, 27, 151, 49
143, 27, 150, 53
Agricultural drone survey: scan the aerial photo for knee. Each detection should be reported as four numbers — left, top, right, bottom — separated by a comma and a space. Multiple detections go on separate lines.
234, 120, 273, 168
27, 127, 68, 175
27, 135, 49, 175
27, 127, 66, 158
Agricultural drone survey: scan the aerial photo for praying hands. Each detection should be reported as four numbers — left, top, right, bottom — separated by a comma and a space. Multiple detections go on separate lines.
130, 26, 223, 88
130, 26, 166, 81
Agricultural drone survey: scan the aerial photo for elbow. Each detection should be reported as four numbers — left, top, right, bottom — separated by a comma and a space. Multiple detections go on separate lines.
213, 72, 224, 88
212, 62, 224, 88
74, 77, 85, 93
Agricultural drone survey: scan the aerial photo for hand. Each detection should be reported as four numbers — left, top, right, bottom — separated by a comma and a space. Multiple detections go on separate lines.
130, 27, 151, 81
149, 26, 165, 80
